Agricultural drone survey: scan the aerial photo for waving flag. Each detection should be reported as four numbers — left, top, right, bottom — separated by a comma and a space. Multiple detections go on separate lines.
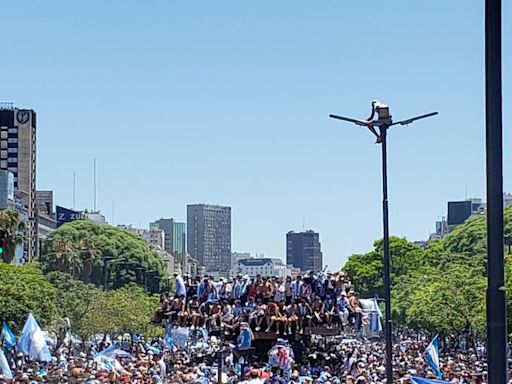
1, 322, 16, 350
176, 275, 186, 300
425, 335, 443, 379
0, 349, 13, 379
411, 377, 450, 384
17, 313, 52, 362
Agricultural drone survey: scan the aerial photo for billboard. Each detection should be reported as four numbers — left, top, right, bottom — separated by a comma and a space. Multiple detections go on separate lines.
447, 201, 472, 226
56, 206, 84, 227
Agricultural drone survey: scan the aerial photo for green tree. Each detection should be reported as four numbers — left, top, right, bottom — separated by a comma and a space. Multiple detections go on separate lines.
45, 271, 102, 341
41, 221, 168, 293
0, 209, 25, 264
343, 237, 426, 298
77, 284, 161, 337
408, 264, 485, 337
0, 263, 57, 332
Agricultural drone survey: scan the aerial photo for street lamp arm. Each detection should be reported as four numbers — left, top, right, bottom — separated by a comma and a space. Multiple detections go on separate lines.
391, 111, 439, 126
328, 114, 370, 127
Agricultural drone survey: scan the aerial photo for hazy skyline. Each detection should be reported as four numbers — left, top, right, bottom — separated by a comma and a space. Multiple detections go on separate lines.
2, 1, 511, 269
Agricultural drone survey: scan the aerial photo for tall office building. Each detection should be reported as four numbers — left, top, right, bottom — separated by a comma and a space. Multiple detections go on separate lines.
286, 230, 323, 272
150, 218, 174, 254
0, 104, 37, 260
187, 204, 231, 274
172, 222, 186, 255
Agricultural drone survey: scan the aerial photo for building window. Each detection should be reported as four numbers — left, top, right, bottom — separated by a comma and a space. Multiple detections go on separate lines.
8, 157, 17, 163
0, 151, 6, 159
0, 132, 7, 140
8, 128, 17, 134
0, 142, 6, 149
7, 148, 17, 153
7, 138, 17, 144
0, 161, 6, 169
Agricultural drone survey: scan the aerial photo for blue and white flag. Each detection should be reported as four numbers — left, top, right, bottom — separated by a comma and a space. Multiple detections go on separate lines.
94, 344, 115, 360
176, 275, 186, 300
425, 335, 443, 379
1, 322, 16, 350
411, 377, 450, 384
0, 349, 13, 379
201, 328, 209, 342
171, 328, 189, 349
145, 343, 161, 355
17, 313, 52, 362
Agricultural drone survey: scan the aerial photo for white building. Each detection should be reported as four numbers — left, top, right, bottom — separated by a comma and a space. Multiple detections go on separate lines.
85, 210, 106, 223
237, 258, 295, 278
230, 252, 251, 278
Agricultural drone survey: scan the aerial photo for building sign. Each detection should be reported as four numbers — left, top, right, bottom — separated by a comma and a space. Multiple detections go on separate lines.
56, 206, 84, 227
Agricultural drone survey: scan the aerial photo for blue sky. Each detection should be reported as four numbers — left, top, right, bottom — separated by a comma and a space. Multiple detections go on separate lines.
2, 1, 511, 268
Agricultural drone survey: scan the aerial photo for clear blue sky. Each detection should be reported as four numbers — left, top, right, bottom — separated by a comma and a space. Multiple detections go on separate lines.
2, 1, 511, 269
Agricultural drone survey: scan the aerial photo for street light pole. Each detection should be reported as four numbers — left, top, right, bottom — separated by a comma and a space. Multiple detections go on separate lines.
379, 123, 393, 383
329, 102, 437, 384
485, 0, 507, 382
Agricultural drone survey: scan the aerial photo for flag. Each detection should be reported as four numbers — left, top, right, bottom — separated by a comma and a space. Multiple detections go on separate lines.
411, 377, 450, 384
164, 334, 174, 349
1, 322, 16, 350
176, 275, 186, 300
201, 328, 209, 342
145, 343, 161, 355
93, 344, 115, 360
17, 313, 52, 362
425, 335, 443, 379
0, 349, 13, 379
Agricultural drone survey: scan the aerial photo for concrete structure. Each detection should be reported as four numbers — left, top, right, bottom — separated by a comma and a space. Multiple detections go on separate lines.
37, 211, 56, 241
173, 222, 186, 255
36, 190, 54, 216
0, 170, 15, 210
230, 252, 251, 278
187, 204, 231, 275
150, 218, 174, 254
118, 225, 165, 249
286, 230, 323, 272
0, 105, 37, 260
84, 210, 106, 223
237, 258, 294, 278
144, 229, 165, 249
504, 193, 512, 207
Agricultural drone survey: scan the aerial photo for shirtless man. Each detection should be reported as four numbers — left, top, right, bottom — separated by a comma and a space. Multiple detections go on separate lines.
311, 298, 325, 325
264, 300, 280, 333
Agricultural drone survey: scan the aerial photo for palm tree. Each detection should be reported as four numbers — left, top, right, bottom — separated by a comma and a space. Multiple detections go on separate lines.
51, 238, 81, 277
79, 238, 102, 282
0, 210, 26, 264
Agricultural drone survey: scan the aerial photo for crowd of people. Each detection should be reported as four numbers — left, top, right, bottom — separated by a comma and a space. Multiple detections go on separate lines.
0, 271, 501, 383
0, 332, 493, 383
155, 271, 368, 337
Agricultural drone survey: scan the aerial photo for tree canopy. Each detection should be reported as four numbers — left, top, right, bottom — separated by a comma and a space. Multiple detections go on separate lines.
40, 220, 168, 293
0, 263, 58, 332
343, 204, 512, 338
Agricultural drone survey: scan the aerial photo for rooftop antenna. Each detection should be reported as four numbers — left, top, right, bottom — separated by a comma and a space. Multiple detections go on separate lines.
73, 171, 76, 210
465, 182, 468, 200
93, 158, 97, 211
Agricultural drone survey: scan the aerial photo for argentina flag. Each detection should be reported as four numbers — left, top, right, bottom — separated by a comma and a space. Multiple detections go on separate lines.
1, 322, 16, 350
17, 313, 52, 362
425, 335, 443, 379
0, 349, 13, 379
